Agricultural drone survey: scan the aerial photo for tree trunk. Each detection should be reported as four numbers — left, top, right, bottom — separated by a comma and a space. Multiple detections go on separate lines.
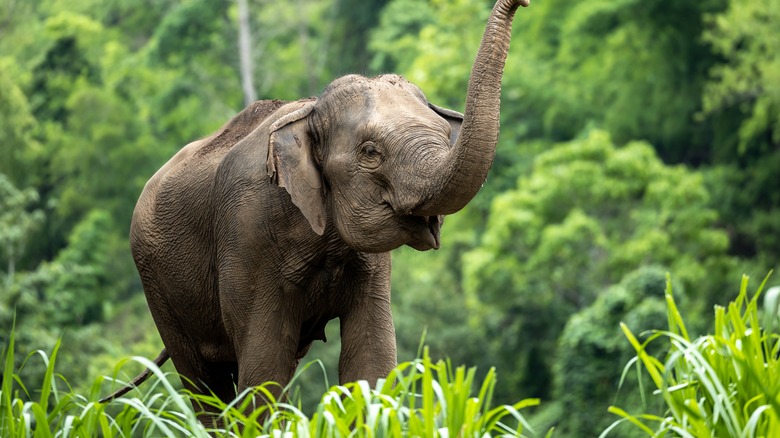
237, 0, 257, 106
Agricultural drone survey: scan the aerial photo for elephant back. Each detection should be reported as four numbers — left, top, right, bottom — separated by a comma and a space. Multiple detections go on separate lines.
196, 99, 289, 157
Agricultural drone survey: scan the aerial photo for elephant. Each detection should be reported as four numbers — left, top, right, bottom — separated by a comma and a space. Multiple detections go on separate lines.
101, 0, 530, 421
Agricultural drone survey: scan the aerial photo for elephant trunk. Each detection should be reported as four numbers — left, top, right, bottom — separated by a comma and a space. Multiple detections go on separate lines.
414, 0, 528, 216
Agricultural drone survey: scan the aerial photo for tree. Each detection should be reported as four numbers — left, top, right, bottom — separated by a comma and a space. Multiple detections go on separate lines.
249, 0, 339, 99
328, 0, 390, 75
1, 208, 141, 390
0, 175, 43, 290
552, 266, 670, 437
371, 0, 487, 109
237, 0, 257, 105
369, 0, 435, 74
463, 130, 730, 402
24, 12, 107, 261
498, 0, 727, 160
0, 63, 38, 187
701, 0, 780, 266
703, 0, 780, 156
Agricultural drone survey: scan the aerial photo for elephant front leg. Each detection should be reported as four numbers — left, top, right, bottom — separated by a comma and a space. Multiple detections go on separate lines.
234, 300, 302, 405
338, 253, 397, 386
220, 278, 303, 410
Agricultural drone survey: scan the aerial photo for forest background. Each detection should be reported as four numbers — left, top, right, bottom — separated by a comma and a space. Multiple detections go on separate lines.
1, 0, 778, 435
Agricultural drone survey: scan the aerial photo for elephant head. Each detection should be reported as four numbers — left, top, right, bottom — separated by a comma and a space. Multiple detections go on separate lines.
267, 0, 529, 253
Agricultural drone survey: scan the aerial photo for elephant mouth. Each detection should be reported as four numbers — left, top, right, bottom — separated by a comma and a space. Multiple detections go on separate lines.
405, 214, 442, 251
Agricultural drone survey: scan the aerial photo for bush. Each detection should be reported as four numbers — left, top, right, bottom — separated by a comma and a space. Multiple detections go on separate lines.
553, 267, 669, 436
605, 274, 780, 437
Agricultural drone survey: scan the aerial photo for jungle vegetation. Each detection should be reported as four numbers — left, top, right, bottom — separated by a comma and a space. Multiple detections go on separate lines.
1, 0, 778, 435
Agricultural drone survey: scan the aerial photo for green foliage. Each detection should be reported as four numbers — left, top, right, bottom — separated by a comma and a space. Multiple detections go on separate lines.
606, 274, 780, 437
0, 175, 43, 291
552, 267, 670, 436
0, 329, 198, 437
369, 0, 435, 74
700, 0, 780, 265
463, 130, 730, 401
0, 65, 39, 186
498, 0, 727, 160
372, 0, 488, 109
2, 208, 141, 389
200, 349, 539, 437
1, 0, 778, 435
328, 0, 390, 75
151, 0, 228, 66
1, 337, 540, 437
703, 0, 780, 156
248, 0, 337, 99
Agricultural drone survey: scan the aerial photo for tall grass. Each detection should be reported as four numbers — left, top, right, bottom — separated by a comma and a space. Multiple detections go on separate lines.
1, 325, 207, 436
1, 327, 541, 437
603, 274, 780, 437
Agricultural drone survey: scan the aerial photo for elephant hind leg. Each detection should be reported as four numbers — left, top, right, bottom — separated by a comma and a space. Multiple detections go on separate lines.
167, 349, 239, 427
141, 292, 238, 424
203, 361, 240, 404
189, 361, 240, 428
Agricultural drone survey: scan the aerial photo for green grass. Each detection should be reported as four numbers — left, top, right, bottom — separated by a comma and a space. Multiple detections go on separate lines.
1, 329, 541, 437
11, 275, 777, 437
603, 274, 780, 437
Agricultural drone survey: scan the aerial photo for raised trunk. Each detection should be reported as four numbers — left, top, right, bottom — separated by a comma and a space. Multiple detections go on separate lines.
415, 0, 529, 216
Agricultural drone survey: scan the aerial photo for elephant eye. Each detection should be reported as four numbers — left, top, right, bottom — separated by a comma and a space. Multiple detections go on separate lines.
362, 142, 380, 157
359, 142, 383, 168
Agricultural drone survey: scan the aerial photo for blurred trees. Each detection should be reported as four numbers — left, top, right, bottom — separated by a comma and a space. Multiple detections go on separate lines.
515, 0, 725, 160
329, 0, 390, 75
701, 0, 780, 266
0, 0, 777, 435
0, 176, 43, 290
551, 266, 670, 437
1, 0, 237, 389
462, 131, 729, 403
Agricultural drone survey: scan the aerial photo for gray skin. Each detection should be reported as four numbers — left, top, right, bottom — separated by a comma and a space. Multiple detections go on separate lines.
125, 0, 528, 418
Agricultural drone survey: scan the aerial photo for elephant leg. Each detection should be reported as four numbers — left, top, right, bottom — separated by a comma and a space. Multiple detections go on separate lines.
212, 192, 293, 393
234, 303, 301, 399
152, 326, 238, 425
169, 354, 238, 427
232, 337, 300, 415
198, 361, 239, 403
219, 277, 303, 411
338, 253, 397, 386
141, 285, 237, 426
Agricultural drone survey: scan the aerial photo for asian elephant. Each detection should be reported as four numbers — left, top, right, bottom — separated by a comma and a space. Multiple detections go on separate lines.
101, 0, 530, 419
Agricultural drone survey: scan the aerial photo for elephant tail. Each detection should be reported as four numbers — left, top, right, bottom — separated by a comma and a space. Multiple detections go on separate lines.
98, 349, 170, 403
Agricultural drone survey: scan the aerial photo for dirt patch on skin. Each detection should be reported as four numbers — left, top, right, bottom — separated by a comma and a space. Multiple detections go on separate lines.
196, 99, 289, 156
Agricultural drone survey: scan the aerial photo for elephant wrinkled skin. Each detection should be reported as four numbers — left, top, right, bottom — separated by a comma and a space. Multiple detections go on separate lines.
102, 0, 530, 421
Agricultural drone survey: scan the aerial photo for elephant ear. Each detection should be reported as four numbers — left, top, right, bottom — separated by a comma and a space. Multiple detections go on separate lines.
428, 102, 463, 145
267, 100, 326, 235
